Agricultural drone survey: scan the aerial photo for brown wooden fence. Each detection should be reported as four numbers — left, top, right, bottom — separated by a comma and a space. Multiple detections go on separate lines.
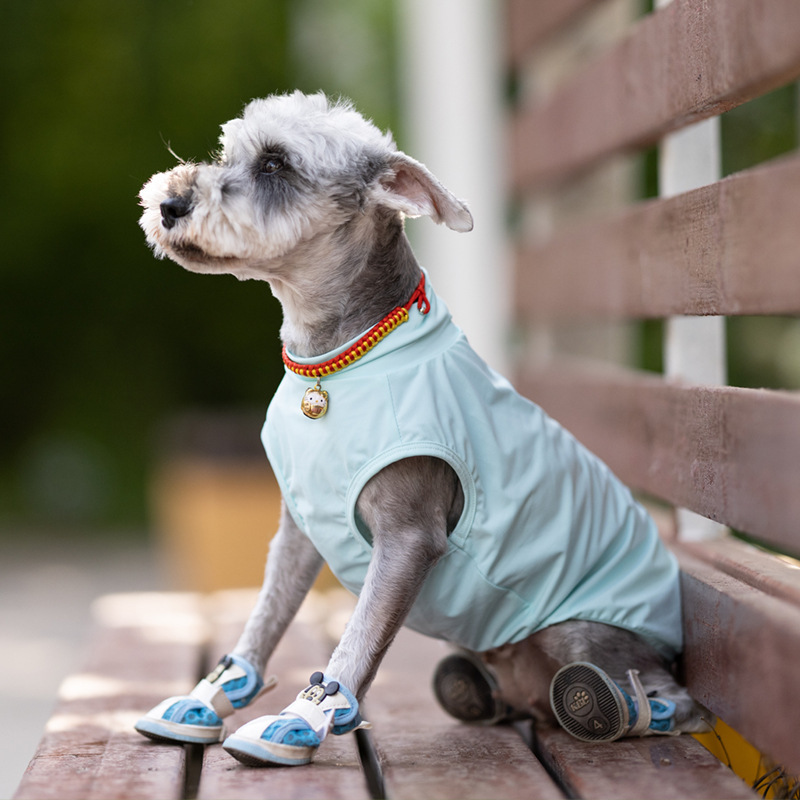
507, 0, 800, 777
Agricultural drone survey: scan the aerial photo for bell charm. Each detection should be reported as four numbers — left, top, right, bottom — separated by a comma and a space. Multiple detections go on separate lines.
301, 382, 329, 419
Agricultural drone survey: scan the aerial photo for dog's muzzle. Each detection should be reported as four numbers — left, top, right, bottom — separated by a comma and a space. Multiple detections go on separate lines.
160, 195, 192, 229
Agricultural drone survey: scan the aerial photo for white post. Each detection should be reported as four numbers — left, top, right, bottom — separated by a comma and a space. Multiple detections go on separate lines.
656, 0, 727, 540
397, 0, 510, 375
660, 120, 727, 388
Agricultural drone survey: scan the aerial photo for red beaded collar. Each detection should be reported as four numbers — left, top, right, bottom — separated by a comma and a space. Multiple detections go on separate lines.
281, 273, 431, 380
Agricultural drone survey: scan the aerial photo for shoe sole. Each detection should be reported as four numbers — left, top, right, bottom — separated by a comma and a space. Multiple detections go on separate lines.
223, 734, 316, 767
433, 653, 506, 724
135, 716, 224, 745
549, 662, 627, 742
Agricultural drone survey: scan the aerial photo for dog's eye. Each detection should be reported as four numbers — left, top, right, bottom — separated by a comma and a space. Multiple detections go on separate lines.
260, 154, 285, 175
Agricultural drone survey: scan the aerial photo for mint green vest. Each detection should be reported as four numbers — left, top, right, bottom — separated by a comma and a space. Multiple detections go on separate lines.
262, 275, 682, 658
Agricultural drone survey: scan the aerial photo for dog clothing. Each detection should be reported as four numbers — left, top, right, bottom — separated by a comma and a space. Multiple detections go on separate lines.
262, 273, 683, 659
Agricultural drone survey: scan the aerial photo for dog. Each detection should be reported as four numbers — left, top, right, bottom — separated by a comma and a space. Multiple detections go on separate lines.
135, 91, 708, 766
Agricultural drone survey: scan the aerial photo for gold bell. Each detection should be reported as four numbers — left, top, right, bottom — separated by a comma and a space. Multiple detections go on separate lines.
301, 381, 328, 419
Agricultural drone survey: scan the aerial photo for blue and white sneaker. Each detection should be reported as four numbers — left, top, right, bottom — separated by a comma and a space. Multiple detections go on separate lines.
550, 662, 678, 743
135, 654, 276, 745
223, 672, 369, 767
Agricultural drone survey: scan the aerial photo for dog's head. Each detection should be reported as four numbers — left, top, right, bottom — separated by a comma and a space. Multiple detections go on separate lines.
139, 91, 473, 281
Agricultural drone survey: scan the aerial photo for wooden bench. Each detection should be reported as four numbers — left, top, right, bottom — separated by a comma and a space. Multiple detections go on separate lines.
14, 589, 760, 800
507, 0, 800, 795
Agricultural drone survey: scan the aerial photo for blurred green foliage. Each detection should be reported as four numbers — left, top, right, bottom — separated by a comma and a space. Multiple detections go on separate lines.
0, 0, 397, 531
722, 85, 800, 391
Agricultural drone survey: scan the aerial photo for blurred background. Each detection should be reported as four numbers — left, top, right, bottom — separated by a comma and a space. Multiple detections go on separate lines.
0, 0, 400, 540
0, 0, 404, 792
1, 0, 797, 794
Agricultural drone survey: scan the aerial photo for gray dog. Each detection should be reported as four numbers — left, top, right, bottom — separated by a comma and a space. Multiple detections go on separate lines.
135, 91, 708, 767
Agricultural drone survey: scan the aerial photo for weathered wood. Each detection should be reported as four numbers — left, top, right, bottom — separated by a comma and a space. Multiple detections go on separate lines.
517, 363, 800, 555
515, 153, 800, 319
511, 0, 800, 188
196, 589, 371, 800
679, 536, 800, 606
506, 0, 603, 66
15, 581, 800, 796
368, 627, 566, 800
534, 727, 757, 800
677, 549, 800, 775
13, 592, 207, 800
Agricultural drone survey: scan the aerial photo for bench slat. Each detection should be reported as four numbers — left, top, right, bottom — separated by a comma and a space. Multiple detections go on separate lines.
677, 549, 800, 775
196, 590, 371, 800
368, 628, 567, 800
13, 735, 189, 800
515, 154, 800, 318
506, 0, 603, 66
678, 536, 800, 607
534, 727, 757, 799
511, 0, 800, 188
517, 364, 800, 555
13, 593, 207, 800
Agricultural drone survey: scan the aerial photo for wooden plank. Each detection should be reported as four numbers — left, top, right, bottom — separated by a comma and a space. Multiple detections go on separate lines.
511, 0, 800, 188
14, 592, 207, 800
516, 363, 800, 555
506, 0, 603, 66
534, 727, 757, 799
515, 154, 800, 318
196, 589, 371, 800
368, 627, 566, 800
680, 536, 800, 606
677, 549, 800, 775
199, 734, 364, 800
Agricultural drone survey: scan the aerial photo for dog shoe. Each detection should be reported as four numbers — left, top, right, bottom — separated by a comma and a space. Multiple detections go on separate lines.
135, 654, 276, 745
432, 651, 510, 724
549, 661, 678, 742
222, 672, 369, 767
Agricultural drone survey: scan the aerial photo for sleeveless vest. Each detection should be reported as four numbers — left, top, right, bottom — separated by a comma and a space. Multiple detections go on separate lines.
262, 274, 682, 658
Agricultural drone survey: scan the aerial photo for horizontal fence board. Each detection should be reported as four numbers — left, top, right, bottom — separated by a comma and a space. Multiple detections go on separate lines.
511, 0, 800, 188
515, 154, 800, 318
506, 0, 603, 66
680, 536, 800, 607
517, 364, 800, 555
677, 548, 800, 775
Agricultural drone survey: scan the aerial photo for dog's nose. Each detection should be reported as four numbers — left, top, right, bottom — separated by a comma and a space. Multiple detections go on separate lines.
160, 196, 191, 229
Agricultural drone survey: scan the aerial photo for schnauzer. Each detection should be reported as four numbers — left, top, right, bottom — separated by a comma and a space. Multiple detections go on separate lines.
135, 91, 707, 767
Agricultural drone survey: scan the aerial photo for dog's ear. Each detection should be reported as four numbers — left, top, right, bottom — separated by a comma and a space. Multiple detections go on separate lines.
373, 153, 473, 232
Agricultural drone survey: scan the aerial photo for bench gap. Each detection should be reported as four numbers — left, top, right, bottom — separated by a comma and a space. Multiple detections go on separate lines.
354, 727, 387, 800
182, 744, 205, 800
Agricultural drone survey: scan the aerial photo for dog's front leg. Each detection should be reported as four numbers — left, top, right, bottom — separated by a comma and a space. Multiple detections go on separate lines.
325, 455, 457, 697
221, 456, 458, 767
323, 516, 447, 698
135, 501, 323, 746
232, 502, 325, 674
